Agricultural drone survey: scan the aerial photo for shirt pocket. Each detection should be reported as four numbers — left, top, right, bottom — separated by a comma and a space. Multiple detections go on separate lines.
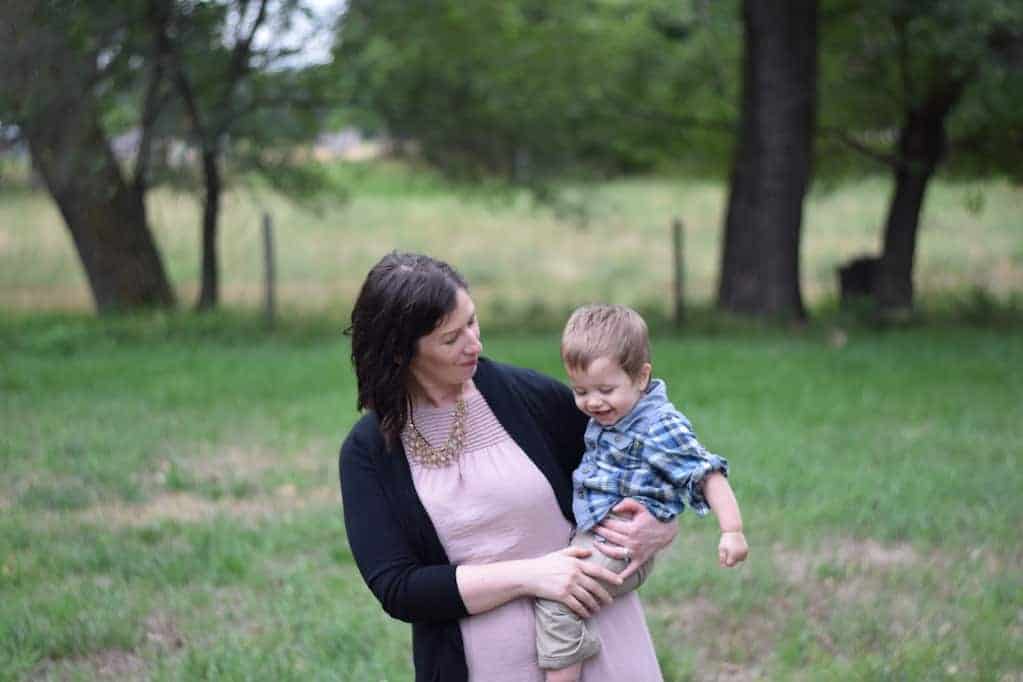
608, 437, 646, 469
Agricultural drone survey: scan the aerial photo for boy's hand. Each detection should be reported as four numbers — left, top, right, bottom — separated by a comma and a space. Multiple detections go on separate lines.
718, 531, 748, 568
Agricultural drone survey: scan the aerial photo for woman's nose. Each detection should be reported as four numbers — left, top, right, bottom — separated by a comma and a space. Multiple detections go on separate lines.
465, 330, 482, 355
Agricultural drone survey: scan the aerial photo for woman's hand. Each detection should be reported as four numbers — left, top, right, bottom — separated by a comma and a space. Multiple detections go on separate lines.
527, 546, 622, 619
592, 498, 678, 580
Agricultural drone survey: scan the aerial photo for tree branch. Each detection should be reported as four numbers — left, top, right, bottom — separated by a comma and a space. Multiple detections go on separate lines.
817, 126, 898, 168
133, 37, 171, 193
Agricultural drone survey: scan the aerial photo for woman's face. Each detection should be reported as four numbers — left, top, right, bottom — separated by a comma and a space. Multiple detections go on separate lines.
409, 288, 483, 394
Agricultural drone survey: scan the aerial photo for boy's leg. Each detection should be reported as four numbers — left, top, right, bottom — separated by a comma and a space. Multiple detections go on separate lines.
535, 530, 603, 672
535, 522, 652, 673
572, 525, 656, 597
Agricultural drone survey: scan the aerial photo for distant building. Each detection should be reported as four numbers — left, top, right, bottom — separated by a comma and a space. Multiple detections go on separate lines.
313, 127, 389, 161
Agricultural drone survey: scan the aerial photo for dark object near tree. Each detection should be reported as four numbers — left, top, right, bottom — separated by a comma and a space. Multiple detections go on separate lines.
837, 256, 879, 307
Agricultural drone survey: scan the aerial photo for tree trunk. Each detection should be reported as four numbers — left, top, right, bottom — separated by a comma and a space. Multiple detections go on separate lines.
4, 5, 175, 313
876, 80, 966, 314
195, 149, 221, 311
718, 0, 817, 319
25, 121, 176, 313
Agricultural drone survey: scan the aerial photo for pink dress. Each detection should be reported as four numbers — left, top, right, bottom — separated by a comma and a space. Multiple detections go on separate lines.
405, 391, 663, 681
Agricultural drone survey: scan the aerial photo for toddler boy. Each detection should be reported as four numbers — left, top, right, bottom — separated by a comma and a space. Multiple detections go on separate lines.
535, 304, 748, 681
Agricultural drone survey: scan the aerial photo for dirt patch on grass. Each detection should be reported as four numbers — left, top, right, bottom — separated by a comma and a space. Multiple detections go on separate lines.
29, 648, 145, 681
772, 537, 920, 584
29, 611, 185, 681
181, 443, 324, 479
80, 485, 337, 527
654, 594, 775, 681
649, 537, 952, 680
143, 611, 185, 651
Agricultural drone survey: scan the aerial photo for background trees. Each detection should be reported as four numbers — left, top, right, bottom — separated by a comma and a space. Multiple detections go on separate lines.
0, 2, 176, 312
820, 0, 1023, 314
335, 0, 733, 183
2, 0, 1019, 318
0, 0, 332, 314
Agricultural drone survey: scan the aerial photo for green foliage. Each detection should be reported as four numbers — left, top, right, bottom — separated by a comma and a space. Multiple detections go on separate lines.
818, 0, 1023, 179
334, 0, 739, 183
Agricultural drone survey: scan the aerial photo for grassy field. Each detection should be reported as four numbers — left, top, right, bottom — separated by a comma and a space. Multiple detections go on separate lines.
0, 162, 1020, 321
1, 166, 1021, 679
0, 313, 1021, 681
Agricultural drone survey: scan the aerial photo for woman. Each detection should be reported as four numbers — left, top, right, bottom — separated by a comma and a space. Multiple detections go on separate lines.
339, 252, 676, 681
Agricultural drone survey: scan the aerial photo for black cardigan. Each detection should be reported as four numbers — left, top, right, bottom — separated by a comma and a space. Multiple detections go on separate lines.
339, 357, 589, 682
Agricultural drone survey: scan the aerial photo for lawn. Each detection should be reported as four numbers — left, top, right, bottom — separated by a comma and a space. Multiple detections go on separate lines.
1, 165, 1021, 678
1, 314, 1020, 680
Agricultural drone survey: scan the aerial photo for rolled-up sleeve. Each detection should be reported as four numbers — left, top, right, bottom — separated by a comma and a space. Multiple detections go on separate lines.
339, 426, 469, 624
644, 413, 729, 516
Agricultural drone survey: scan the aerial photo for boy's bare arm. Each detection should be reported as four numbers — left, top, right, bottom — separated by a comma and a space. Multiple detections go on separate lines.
703, 472, 749, 567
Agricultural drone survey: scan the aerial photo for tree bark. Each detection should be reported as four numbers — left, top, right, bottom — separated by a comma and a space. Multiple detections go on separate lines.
718, 0, 817, 319
876, 79, 967, 313
196, 150, 222, 311
24, 118, 176, 313
2, 4, 175, 313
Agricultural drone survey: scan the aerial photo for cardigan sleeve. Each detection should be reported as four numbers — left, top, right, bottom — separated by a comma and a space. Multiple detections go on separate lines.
339, 420, 469, 624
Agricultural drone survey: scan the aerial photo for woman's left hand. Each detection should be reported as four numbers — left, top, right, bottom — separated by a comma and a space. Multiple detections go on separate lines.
593, 498, 678, 580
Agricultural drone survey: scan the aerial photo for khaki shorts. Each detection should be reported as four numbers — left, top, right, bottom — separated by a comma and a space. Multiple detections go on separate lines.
534, 520, 655, 669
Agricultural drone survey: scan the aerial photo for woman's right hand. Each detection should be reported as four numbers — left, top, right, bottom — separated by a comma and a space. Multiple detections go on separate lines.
526, 546, 622, 618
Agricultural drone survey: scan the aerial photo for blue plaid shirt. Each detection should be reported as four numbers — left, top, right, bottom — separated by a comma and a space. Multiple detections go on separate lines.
572, 379, 729, 532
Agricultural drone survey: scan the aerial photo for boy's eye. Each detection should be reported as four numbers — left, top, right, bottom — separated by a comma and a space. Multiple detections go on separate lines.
598, 387, 614, 395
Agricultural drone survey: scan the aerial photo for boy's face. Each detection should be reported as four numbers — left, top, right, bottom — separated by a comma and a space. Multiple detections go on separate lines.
565, 356, 652, 427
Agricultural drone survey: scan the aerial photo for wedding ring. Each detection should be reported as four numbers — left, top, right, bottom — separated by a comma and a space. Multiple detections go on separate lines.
623, 548, 632, 563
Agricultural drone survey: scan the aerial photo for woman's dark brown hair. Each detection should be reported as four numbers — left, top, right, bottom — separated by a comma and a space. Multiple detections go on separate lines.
346, 252, 469, 446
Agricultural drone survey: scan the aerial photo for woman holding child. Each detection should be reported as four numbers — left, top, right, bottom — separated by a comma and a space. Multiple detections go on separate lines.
339, 252, 746, 681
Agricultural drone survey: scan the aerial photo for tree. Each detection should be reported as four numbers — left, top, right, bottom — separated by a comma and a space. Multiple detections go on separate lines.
0, 1, 176, 312
820, 0, 1023, 314
717, 0, 818, 319
150, 0, 333, 310
1, 0, 336, 314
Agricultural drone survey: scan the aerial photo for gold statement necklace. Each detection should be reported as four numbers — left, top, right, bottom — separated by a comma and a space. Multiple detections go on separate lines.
403, 398, 468, 467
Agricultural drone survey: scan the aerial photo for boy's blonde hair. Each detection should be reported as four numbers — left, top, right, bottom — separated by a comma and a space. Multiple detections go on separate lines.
561, 304, 650, 379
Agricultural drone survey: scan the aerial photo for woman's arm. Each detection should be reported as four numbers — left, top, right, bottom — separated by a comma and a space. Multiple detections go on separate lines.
340, 425, 467, 624
457, 546, 623, 619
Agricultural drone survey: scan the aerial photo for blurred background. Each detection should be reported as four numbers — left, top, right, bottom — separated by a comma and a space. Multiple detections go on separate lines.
1, 1, 1020, 680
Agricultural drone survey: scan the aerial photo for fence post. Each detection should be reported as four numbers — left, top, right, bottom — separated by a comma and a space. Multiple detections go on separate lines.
262, 212, 275, 330
672, 217, 685, 326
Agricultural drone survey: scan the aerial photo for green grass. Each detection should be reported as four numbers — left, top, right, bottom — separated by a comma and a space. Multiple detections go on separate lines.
1, 164, 1020, 678
1, 314, 1020, 680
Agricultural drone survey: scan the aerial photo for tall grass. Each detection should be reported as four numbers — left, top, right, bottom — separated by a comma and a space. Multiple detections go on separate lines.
0, 162, 1019, 320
